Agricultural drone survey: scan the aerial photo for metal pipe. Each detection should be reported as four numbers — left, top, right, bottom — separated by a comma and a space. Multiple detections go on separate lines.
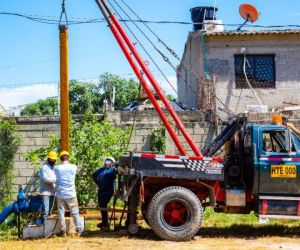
108, 22, 187, 155
59, 25, 69, 152
107, 8, 202, 156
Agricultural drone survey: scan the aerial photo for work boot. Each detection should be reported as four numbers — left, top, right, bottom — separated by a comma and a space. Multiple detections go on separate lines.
97, 222, 109, 231
57, 230, 66, 237
76, 227, 84, 237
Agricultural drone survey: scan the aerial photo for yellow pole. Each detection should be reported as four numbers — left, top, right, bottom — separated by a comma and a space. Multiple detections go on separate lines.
59, 25, 69, 152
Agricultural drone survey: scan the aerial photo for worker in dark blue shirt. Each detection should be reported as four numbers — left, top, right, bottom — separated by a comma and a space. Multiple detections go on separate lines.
92, 157, 117, 230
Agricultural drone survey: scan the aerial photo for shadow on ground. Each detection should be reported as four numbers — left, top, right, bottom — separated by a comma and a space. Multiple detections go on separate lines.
81, 224, 300, 241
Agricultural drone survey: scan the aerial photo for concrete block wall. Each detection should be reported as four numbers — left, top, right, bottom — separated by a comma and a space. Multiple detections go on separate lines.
7, 111, 300, 194
11, 116, 61, 193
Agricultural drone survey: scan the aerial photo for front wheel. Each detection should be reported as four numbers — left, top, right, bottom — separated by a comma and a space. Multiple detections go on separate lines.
146, 186, 203, 241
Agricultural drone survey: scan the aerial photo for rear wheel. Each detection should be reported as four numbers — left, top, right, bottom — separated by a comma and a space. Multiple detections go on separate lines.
147, 186, 203, 241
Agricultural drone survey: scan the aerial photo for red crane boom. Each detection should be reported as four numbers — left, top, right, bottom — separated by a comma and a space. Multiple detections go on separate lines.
95, 0, 202, 157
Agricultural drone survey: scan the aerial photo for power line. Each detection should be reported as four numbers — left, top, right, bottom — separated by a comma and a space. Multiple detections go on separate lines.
0, 68, 176, 89
1, 12, 300, 29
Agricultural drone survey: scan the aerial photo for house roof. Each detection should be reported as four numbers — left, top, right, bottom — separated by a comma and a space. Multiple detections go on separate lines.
205, 29, 300, 37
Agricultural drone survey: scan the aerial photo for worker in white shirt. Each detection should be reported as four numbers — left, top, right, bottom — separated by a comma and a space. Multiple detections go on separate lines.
39, 151, 57, 223
54, 151, 84, 236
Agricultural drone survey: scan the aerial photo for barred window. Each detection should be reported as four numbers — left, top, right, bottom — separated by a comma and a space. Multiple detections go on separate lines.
234, 54, 275, 89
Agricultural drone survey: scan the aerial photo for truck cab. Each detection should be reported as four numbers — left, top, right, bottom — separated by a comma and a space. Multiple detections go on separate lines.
218, 120, 300, 218
251, 124, 300, 218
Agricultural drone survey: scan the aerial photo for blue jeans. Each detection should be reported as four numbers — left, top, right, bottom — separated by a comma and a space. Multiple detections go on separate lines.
42, 195, 55, 220
57, 197, 83, 232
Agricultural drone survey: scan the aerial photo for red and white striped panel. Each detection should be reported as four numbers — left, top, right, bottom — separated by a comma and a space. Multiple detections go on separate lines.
133, 153, 224, 162
259, 157, 300, 162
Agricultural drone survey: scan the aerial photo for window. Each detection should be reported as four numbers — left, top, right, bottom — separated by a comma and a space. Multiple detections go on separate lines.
262, 131, 286, 153
234, 54, 275, 89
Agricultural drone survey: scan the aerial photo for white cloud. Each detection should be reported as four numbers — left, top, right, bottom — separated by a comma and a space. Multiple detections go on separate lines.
0, 84, 58, 111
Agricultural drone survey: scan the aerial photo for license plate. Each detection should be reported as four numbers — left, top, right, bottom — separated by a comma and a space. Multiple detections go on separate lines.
271, 165, 297, 178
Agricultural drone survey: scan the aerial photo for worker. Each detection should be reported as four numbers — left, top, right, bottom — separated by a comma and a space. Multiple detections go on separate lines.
286, 123, 300, 137
54, 151, 84, 236
39, 151, 58, 223
92, 157, 118, 231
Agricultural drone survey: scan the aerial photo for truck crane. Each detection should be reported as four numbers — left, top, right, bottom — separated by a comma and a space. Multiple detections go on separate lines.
94, 0, 300, 241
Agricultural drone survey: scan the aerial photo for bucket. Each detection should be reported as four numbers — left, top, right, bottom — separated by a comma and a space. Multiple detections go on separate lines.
190, 6, 218, 31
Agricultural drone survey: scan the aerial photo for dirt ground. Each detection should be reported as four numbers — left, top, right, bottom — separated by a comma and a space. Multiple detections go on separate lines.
1, 226, 300, 250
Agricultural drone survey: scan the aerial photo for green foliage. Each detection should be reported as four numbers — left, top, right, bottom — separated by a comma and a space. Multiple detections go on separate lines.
21, 97, 58, 116
25, 113, 129, 206
150, 126, 166, 154
0, 222, 18, 241
69, 80, 102, 114
0, 119, 20, 207
70, 113, 129, 205
21, 73, 140, 116
99, 73, 140, 110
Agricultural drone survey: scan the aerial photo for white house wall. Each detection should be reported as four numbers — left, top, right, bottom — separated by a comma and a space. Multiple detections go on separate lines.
177, 32, 300, 113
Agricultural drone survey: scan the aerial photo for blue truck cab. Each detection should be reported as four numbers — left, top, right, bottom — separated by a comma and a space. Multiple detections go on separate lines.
249, 123, 300, 218
220, 120, 300, 218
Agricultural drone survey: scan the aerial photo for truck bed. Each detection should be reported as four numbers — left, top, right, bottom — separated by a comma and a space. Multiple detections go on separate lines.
119, 153, 224, 181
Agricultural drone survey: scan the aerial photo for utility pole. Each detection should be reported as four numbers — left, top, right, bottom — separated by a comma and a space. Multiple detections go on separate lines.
59, 24, 69, 152
59, 0, 69, 152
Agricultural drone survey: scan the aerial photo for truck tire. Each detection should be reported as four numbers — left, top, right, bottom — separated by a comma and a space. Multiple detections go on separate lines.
146, 186, 203, 241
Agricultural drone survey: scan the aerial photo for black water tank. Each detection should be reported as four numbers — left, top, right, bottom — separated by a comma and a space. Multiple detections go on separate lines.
190, 6, 218, 31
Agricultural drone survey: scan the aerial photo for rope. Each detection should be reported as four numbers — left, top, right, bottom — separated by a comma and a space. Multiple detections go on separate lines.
110, 0, 177, 94
242, 54, 264, 105
59, 0, 68, 26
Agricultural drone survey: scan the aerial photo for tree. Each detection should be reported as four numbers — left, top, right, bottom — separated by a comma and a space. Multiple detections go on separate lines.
69, 80, 102, 114
21, 73, 141, 116
21, 98, 58, 116
99, 73, 140, 110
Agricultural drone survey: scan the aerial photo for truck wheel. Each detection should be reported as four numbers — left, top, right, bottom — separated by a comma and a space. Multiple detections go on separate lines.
146, 186, 203, 241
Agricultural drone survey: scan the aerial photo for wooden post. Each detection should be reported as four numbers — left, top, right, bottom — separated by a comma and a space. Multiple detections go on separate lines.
59, 25, 69, 152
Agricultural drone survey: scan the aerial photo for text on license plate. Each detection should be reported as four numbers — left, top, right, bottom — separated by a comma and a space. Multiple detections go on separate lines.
271, 165, 297, 178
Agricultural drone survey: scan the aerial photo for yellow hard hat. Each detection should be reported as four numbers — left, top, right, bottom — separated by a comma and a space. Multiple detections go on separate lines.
48, 151, 58, 161
59, 151, 70, 158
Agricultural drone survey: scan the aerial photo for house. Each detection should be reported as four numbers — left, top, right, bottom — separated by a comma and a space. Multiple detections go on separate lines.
177, 30, 300, 115
0, 104, 6, 116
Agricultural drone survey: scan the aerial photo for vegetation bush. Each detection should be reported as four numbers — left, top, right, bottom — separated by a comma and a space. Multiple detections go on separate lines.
25, 113, 130, 206
0, 119, 20, 207
150, 126, 166, 154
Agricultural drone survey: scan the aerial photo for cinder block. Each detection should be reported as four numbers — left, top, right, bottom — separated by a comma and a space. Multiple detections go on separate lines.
34, 138, 50, 146
42, 131, 60, 138
14, 161, 28, 169
135, 129, 152, 136
21, 138, 36, 146
27, 132, 43, 138
21, 168, 36, 177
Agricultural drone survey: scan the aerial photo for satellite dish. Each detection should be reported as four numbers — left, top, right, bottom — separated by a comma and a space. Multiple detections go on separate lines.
237, 3, 259, 30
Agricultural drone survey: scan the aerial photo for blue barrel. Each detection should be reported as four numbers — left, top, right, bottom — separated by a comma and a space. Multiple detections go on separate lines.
190, 6, 218, 31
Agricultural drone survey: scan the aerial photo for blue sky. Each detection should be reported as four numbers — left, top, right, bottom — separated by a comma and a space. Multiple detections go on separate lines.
0, 0, 300, 110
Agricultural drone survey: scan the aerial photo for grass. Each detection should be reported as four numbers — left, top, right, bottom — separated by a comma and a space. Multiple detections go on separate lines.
1, 207, 300, 247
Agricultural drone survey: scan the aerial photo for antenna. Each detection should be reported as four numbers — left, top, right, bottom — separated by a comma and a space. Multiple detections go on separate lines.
237, 3, 259, 31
